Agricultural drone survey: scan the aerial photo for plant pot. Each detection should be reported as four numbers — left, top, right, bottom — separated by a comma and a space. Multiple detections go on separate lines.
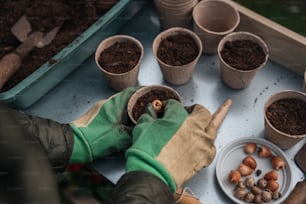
152, 27, 202, 85
217, 31, 269, 89
192, 0, 240, 54
95, 35, 144, 91
127, 85, 182, 124
153, 0, 198, 30
264, 90, 306, 149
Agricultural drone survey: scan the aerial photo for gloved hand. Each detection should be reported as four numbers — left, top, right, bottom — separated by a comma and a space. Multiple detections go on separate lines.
69, 86, 141, 164
126, 99, 217, 192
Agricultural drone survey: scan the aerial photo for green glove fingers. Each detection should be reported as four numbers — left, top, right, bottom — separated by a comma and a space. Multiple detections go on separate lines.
126, 100, 217, 193
126, 99, 189, 192
69, 86, 141, 164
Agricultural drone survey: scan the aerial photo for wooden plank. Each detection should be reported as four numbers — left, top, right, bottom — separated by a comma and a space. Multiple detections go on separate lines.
225, 0, 306, 76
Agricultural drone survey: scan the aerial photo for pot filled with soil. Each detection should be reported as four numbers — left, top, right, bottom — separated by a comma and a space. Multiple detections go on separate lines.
264, 90, 306, 149
152, 27, 202, 85
95, 35, 144, 91
127, 85, 182, 124
217, 31, 269, 89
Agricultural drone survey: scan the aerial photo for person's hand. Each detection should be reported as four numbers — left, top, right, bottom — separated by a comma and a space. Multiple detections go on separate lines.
125, 99, 217, 192
69, 86, 141, 164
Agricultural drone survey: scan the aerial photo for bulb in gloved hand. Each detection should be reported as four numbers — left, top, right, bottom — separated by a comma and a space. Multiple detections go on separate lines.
152, 100, 163, 113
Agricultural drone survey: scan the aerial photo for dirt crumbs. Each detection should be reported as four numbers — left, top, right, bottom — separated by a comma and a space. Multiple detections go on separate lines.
157, 34, 199, 66
221, 40, 266, 70
132, 89, 181, 122
0, 0, 118, 92
266, 98, 306, 135
98, 41, 141, 74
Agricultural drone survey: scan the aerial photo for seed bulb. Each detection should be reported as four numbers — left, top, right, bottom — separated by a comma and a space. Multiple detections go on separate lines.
238, 164, 253, 176
258, 145, 272, 158
242, 156, 257, 169
229, 170, 241, 184
271, 155, 286, 170
244, 143, 257, 154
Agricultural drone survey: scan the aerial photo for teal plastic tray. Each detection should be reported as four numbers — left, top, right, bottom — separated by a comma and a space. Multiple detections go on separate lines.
0, 0, 145, 109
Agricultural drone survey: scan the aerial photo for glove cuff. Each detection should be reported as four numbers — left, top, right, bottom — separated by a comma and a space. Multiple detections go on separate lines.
69, 126, 93, 163
126, 148, 177, 192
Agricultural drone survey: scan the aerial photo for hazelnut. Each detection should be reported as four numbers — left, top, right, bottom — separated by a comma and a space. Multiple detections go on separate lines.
238, 164, 253, 176
234, 187, 247, 200
244, 176, 255, 188
244, 143, 257, 154
262, 190, 272, 202
251, 186, 262, 195
237, 181, 246, 189
267, 180, 279, 192
271, 155, 286, 170
242, 156, 257, 169
257, 178, 268, 189
254, 194, 263, 204
272, 191, 281, 200
244, 192, 255, 203
258, 145, 272, 158
229, 170, 241, 184
264, 170, 278, 181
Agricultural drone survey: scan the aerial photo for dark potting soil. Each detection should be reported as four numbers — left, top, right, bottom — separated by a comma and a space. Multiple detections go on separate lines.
132, 89, 181, 122
221, 40, 266, 70
157, 34, 199, 66
0, 0, 118, 92
266, 98, 306, 135
98, 41, 141, 74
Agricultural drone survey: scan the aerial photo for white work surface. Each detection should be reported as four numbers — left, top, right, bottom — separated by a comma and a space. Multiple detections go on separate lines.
26, 3, 305, 203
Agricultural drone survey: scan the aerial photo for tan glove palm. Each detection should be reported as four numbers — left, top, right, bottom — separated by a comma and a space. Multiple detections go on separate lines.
126, 99, 217, 192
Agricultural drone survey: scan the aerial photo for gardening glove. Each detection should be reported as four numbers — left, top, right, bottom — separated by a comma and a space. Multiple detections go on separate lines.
69, 86, 141, 164
126, 99, 217, 192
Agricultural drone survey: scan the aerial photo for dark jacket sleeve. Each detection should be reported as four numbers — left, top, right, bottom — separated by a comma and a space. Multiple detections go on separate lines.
0, 102, 74, 171
108, 171, 175, 204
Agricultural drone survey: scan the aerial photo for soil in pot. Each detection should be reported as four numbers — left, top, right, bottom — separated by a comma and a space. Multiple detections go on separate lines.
0, 0, 118, 92
132, 89, 181, 122
97, 41, 141, 74
266, 98, 306, 135
157, 34, 199, 66
220, 40, 266, 70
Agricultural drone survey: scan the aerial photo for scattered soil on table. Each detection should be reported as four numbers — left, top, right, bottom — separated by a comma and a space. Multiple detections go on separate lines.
98, 41, 141, 74
221, 40, 266, 70
132, 89, 181, 122
157, 34, 199, 66
266, 98, 306, 135
0, 0, 118, 92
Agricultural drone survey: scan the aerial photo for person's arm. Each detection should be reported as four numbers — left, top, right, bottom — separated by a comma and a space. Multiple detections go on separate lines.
0, 101, 74, 171
108, 171, 175, 204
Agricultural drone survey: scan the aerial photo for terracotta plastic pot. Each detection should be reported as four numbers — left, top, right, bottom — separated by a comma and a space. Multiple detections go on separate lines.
264, 90, 306, 149
127, 85, 182, 124
95, 35, 144, 91
192, 0, 240, 54
217, 31, 269, 89
152, 27, 202, 85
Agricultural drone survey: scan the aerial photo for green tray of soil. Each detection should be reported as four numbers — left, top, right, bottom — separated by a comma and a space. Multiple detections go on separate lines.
0, 0, 145, 109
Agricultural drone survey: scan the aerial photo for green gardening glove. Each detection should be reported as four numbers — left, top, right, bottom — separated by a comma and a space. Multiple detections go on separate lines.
69, 86, 141, 164
126, 99, 217, 192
